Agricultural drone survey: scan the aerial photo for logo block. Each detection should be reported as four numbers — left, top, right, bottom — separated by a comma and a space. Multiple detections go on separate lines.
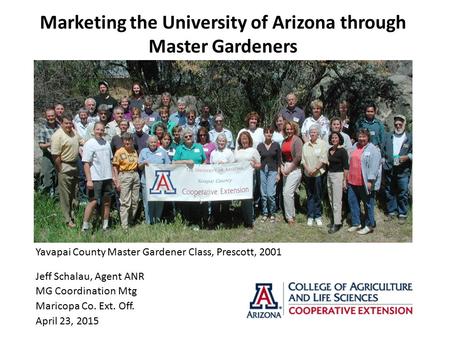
250, 283, 279, 309
149, 170, 176, 195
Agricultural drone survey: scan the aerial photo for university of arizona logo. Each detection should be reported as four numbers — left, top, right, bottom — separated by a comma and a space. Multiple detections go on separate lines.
149, 170, 176, 194
250, 283, 278, 309
247, 283, 282, 319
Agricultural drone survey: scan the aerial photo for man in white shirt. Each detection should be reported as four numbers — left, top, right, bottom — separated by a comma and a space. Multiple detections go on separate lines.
84, 105, 113, 142
74, 108, 90, 140
81, 122, 118, 231
382, 114, 412, 224
105, 106, 125, 140
74, 98, 99, 124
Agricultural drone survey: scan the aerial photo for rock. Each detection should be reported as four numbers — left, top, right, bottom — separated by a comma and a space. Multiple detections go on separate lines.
385, 74, 412, 131
387, 61, 412, 77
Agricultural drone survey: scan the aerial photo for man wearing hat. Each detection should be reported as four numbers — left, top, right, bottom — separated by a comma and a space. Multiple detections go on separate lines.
382, 114, 412, 223
94, 80, 117, 121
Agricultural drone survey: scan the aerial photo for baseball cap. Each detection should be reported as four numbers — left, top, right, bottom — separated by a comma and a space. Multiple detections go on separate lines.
98, 80, 109, 88
393, 114, 406, 122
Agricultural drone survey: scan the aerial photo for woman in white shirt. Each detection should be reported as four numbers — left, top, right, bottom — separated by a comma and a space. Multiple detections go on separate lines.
236, 112, 264, 213
272, 113, 286, 145
234, 131, 261, 227
236, 112, 264, 149
209, 133, 235, 227
210, 134, 234, 164
301, 99, 330, 143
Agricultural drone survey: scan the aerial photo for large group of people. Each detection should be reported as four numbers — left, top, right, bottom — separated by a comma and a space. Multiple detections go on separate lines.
37, 81, 413, 235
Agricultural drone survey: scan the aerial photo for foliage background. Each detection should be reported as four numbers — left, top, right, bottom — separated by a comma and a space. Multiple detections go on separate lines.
34, 60, 411, 135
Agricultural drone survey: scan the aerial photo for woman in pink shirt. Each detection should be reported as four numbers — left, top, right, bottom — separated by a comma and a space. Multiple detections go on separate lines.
197, 127, 216, 164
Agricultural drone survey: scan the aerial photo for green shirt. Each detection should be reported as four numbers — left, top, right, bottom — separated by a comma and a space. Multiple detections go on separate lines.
151, 120, 176, 136
173, 143, 206, 164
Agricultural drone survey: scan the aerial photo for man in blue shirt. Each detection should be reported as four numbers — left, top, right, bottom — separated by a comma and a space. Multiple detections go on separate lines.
280, 93, 305, 128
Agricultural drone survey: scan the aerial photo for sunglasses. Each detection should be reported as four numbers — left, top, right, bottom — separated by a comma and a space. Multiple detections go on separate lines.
215, 120, 223, 123
184, 135, 193, 139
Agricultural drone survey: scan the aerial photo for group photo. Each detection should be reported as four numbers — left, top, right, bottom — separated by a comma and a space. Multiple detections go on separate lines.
33, 60, 412, 243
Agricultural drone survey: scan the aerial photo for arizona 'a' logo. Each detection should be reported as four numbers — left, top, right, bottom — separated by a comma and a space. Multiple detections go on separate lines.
250, 283, 278, 309
149, 170, 176, 194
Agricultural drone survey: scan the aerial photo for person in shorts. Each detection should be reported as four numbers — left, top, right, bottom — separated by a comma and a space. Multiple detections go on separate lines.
82, 122, 118, 231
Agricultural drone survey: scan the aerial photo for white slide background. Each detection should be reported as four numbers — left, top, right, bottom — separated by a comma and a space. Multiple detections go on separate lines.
1, 0, 449, 337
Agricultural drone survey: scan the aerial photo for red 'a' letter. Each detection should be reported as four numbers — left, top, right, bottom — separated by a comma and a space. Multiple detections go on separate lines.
156, 175, 170, 190
256, 287, 272, 305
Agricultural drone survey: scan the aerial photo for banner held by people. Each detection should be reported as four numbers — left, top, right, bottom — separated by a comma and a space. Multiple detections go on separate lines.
144, 162, 253, 202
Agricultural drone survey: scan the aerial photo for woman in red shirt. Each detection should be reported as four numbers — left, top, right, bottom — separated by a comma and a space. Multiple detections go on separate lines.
280, 121, 303, 225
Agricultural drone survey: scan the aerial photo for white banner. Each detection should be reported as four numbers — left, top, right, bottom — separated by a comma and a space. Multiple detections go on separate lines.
144, 162, 254, 202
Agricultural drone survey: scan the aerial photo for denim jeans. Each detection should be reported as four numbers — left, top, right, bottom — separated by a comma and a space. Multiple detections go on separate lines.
347, 184, 376, 227
260, 166, 277, 216
384, 170, 410, 218
304, 175, 324, 219
141, 181, 163, 224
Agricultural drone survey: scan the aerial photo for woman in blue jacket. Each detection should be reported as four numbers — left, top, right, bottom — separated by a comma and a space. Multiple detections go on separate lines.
347, 128, 382, 235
